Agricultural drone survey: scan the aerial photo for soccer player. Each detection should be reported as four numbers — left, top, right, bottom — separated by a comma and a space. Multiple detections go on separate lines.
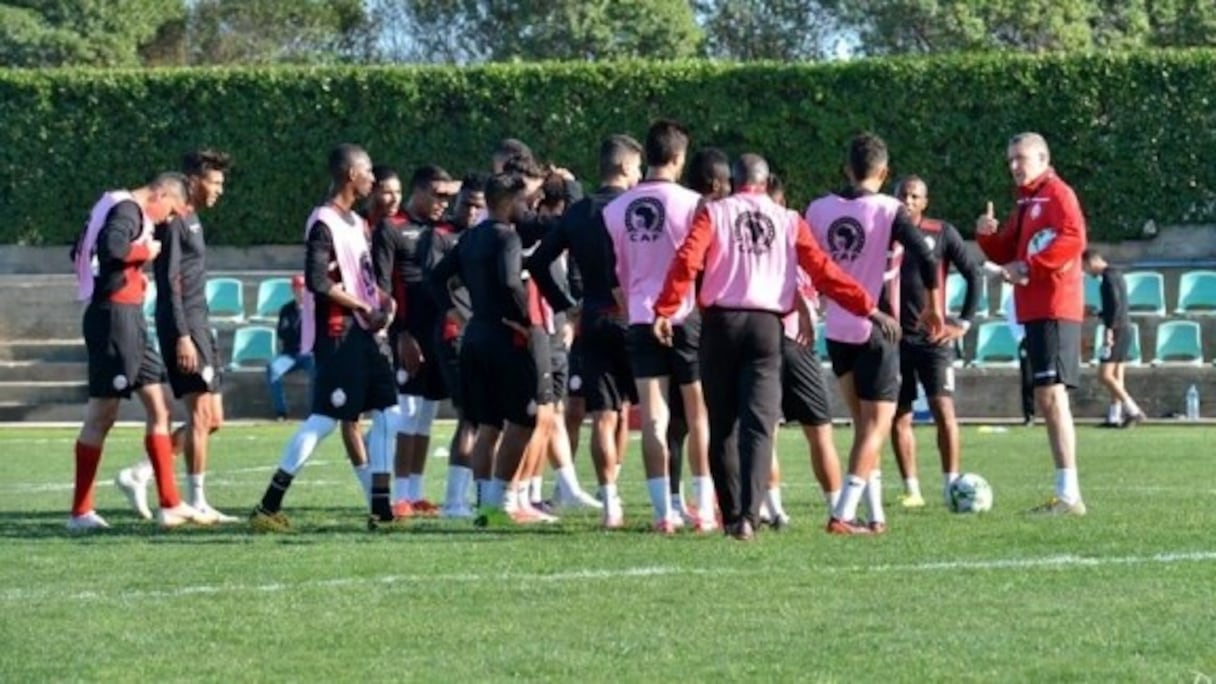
806, 133, 944, 535
68, 172, 204, 530
1083, 250, 1144, 427
372, 165, 456, 516
418, 173, 485, 517
977, 132, 1088, 515
654, 153, 884, 540
527, 134, 643, 529
115, 149, 235, 523
250, 144, 399, 532
603, 119, 715, 534
890, 175, 985, 508
265, 275, 314, 420
429, 172, 543, 524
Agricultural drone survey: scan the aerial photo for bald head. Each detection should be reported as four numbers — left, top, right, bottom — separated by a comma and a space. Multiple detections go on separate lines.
732, 153, 770, 189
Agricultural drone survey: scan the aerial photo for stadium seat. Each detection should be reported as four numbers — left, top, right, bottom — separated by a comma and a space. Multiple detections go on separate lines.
1084, 275, 1101, 316
147, 326, 159, 354
970, 321, 1020, 367
1124, 271, 1166, 316
253, 277, 294, 321
996, 281, 1015, 319
228, 325, 277, 371
1151, 320, 1204, 366
1174, 270, 1216, 315
144, 280, 157, 321
1091, 323, 1142, 366
945, 273, 988, 319
814, 321, 829, 367
206, 277, 245, 322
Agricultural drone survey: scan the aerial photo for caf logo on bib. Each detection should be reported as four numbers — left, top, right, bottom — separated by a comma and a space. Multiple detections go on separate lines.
733, 211, 776, 254
826, 217, 866, 263
1027, 228, 1057, 256
624, 197, 665, 243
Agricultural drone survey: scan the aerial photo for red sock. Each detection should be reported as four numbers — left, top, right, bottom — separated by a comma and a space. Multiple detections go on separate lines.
72, 441, 103, 517
145, 433, 181, 508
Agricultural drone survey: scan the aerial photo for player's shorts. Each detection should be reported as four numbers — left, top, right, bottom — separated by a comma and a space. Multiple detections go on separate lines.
158, 320, 222, 399
827, 329, 900, 402
781, 336, 831, 426
312, 321, 397, 421
1098, 324, 1133, 365
395, 324, 448, 401
566, 334, 584, 399
628, 312, 700, 385
460, 320, 544, 428
84, 302, 166, 399
433, 330, 463, 411
897, 339, 956, 407
549, 331, 569, 403
579, 313, 638, 413
1024, 319, 1082, 389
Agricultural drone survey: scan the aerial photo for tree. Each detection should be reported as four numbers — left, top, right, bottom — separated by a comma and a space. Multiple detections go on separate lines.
185, 0, 376, 65
374, 0, 703, 63
0, 0, 184, 67
695, 0, 839, 61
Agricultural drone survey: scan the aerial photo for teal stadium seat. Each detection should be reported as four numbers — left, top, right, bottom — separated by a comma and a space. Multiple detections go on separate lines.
814, 321, 829, 367
228, 326, 277, 371
971, 321, 1020, 367
1124, 271, 1166, 316
1151, 320, 1204, 366
206, 277, 245, 322
1091, 323, 1142, 366
945, 272, 988, 319
254, 278, 294, 321
1084, 275, 1101, 316
996, 281, 1015, 319
144, 280, 157, 321
1174, 270, 1216, 315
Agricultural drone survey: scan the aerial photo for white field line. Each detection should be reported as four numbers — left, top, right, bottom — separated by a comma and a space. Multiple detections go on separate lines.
2, 551, 1214, 604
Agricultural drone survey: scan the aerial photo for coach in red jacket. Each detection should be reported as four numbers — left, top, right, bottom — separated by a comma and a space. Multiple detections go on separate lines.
976, 132, 1088, 516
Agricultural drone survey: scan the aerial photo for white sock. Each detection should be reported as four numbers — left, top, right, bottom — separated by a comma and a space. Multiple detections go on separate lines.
766, 486, 786, 518
529, 475, 544, 503
694, 475, 715, 516
647, 477, 671, 522
366, 409, 392, 474
832, 475, 867, 521
1107, 403, 1123, 423
825, 489, 841, 510
394, 477, 410, 503
555, 464, 581, 499
133, 458, 154, 483
485, 478, 506, 509
279, 414, 337, 475
415, 399, 438, 436
904, 476, 922, 499
352, 464, 371, 501
187, 473, 205, 508
864, 471, 885, 524
944, 472, 960, 505
1056, 467, 1081, 504
407, 474, 425, 503
1124, 399, 1141, 417
445, 465, 472, 509
601, 484, 620, 515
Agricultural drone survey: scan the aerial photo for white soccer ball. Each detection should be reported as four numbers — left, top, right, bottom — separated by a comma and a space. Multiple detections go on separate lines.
948, 473, 994, 513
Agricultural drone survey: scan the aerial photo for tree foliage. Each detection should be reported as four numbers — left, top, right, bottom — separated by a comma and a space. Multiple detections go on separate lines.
695, 0, 839, 60
0, 0, 184, 67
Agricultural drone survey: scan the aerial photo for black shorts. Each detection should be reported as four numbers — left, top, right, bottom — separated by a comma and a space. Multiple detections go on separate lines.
566, 335, 584, 399
396, 325, 448, 401
827, 330, 900, 402
781, 337, 831, 426
580, 314, 638, 413
1025, 319, 1081, 388
84, 303, 166, 399
460, 320, 543, 428
628, 312, 700, 385
1098, 324, 1133, 364
312, 322, 397, 421
897, 339, 956, 407
433, 332, 463, 411
158, 322, 222, 399
549, 331, 568, 403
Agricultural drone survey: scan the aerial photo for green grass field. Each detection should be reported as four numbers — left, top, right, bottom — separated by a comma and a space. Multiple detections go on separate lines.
1, 422, 1213, 682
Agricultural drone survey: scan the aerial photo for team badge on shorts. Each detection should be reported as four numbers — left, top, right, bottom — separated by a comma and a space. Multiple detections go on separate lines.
112, 374, 129, 391
331, 388, 347, 408
526, 400, 537, 417
396, 370, 408, 385
201, 365, 215, 387
569, 374, 582, 392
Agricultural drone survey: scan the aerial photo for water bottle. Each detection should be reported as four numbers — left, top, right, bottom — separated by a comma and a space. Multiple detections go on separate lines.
1185, 385, 1200, 421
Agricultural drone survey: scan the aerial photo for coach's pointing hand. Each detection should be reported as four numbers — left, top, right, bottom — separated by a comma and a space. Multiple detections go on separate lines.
976, 201, 998, 236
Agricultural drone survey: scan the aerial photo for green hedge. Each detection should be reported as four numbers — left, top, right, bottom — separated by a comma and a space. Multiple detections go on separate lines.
2, 51, 1215, 246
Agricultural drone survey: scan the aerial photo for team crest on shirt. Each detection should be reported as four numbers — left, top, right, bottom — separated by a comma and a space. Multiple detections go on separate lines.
826, 217, 866, 263
923, 235, 936, 252
732, 211, 776, 255
1029, 203, 1043, 220
624, 197, 665, 243
1027, 228, 1057, 256
185, 215, 202, 233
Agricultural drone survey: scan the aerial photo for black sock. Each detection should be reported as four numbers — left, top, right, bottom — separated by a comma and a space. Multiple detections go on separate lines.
371, 483, 393, 520
259, 469, 294, 514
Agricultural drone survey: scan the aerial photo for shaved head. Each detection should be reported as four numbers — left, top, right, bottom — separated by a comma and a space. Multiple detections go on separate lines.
732, 153, 770, 188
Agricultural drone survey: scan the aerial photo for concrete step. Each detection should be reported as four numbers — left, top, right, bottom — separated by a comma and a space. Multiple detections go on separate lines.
0, 381, 89, 404
0, 361, 88, 383
0, 340, 86, 362
0, 401, 153, 423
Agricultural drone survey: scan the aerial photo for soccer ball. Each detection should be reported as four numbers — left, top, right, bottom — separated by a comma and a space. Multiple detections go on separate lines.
948, 474, 994, 513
